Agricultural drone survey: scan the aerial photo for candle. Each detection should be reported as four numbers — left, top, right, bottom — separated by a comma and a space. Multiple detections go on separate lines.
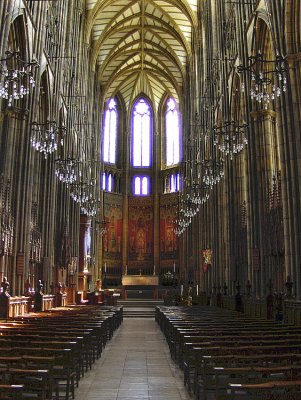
196, 284, 199, 296
173, 263, 176, 273
104, 263, 107, 273
181, 284, 183, 297
125, 265, 128, 275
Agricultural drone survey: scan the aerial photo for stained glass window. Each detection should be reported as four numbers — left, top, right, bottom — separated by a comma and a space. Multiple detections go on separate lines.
169, 173, 181, 192
165, 98, 180, 166
133, 176, 150, 195
103, 98, 117, 163
132, 98, 151, 167
102, 172, 106, 190
102, 172, 113, 192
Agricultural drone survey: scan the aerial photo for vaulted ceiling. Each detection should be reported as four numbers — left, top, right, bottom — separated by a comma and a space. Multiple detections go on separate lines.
86, 0, 198, 110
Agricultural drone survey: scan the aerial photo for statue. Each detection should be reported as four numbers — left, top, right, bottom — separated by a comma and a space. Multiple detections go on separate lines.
57, 282, 63, 294
55, 281, 63, 307
235, 282, 244, 313
1, 277, 10, 295
34, 279, 44, 312
285, 276, 293, 298
36, 279, 44, 294
0, 277, 10, 319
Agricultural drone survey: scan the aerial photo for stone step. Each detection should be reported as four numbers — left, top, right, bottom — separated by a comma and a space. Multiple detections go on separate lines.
119, 298, 162, 318
123, 314, 155, 319
123, 310, 155, 312
119, 300, 164, 308
123, 312, 155, 318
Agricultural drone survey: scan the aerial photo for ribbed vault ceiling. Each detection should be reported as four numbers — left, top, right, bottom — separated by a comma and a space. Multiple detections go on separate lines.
86, 0, 197, 110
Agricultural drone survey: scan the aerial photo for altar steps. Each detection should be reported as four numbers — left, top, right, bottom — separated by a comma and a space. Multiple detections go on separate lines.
119, 299, 164, 318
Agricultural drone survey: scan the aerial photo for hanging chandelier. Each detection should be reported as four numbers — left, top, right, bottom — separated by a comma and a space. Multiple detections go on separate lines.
31, 121, 65, 158
173, 194, 192, 236
202, 159, 224, 188
55, 158, 80, 185
213, 120, 248, 160
181, 197, 200, 219
0, 51, 38, 107
81, 199, 100, 217
70, 182, 94, 205
189, 183, 211, 205
174, 215, 191, 236
238, 52, 287, 109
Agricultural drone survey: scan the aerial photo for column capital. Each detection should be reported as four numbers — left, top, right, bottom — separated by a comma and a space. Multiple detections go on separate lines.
286, 52, 301, 65
0, 107, 28, 121
250, 109, 276, 121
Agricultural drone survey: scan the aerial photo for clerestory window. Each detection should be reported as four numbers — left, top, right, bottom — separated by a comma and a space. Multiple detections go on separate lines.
103, 98, 117, 164
165, 98, 180, 166
131, 98, 152, 167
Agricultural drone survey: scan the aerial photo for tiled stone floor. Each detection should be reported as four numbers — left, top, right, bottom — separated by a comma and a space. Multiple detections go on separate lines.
75, 318, 192, 400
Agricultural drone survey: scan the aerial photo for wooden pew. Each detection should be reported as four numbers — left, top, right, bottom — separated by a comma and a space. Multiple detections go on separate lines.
0, 384, 24, 399
156, 305, 301, 400
198, 353, 301, 400
215, 365, 301, 399
0, 368, 54, 400
228, 379, 301, 400
0, 305, 122, 400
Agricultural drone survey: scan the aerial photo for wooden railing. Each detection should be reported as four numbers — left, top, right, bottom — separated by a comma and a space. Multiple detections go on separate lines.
244, 298, 266, 319
284, 300, 301, 325
209, 293, 301, 325
41, 294, 55, 311
8, 296, 31, 318
0, 293, 66, 319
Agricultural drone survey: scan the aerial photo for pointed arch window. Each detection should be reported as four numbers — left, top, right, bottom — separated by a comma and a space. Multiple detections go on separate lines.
165, 98, 180, 166
170, 173, 181, 192
103, 98, 117, 164
133, 176, 150, 195
132, 98, 152, 167
102, 172, 113, 192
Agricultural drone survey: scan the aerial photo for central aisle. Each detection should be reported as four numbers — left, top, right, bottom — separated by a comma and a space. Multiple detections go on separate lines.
75, 318, 191, 400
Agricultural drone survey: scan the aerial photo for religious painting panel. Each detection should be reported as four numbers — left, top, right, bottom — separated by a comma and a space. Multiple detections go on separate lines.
128, 196, 153, 267
201, 249, 212, 273
103, 194, 123, 262
159, 194, 178, 260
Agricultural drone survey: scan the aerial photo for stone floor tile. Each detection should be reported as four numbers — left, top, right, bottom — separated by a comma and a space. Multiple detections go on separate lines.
119, 383, 149, 390
75, 318, 191, 400
117, 398, 150, 400
118, 389, 149, 397
120, 376, 148, 382
149, 396, 182, 400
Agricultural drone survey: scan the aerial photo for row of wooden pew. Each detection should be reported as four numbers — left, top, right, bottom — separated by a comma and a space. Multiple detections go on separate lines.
0, 304, 123, 399
156, 305, 301, 399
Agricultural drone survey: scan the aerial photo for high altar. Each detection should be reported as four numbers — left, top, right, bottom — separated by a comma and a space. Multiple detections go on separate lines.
121, 274, 159, 299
